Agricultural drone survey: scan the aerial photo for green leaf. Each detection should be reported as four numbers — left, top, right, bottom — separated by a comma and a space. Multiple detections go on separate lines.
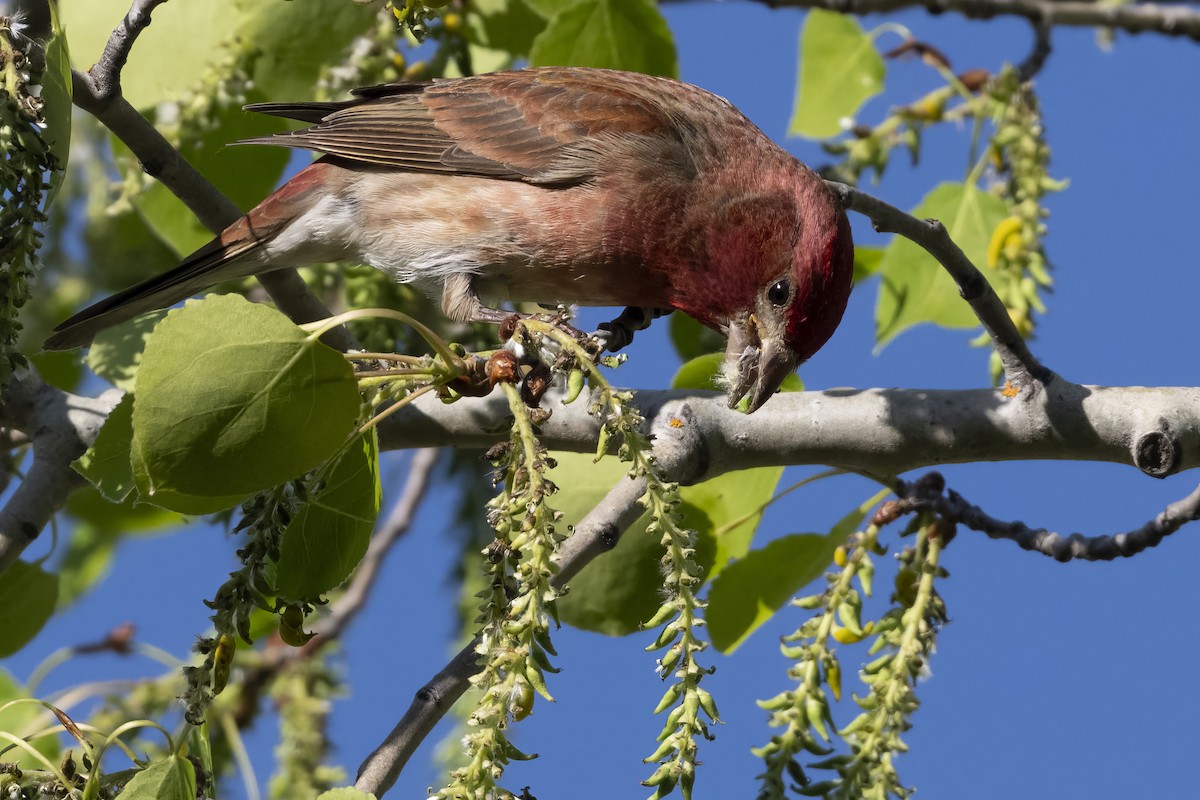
276, 430, 381, 599
467, 0, 547, 57
131, 295, 360, 511
874, 182, 1009, 346
686, 468, 783, 581
62, 0, 226, 110
0, 669, 60, 768
708, 533, 834, 654
529, 0, 678, 77
54, 523, 118, 607
316, 789, 378, 800
790, 10, 885, 139
42, 0, 72, 207
74, 393, 135, 502
524, 0, 575, 17
669, 314, 725, 364
66, 484, 183, 535
707, 489, 888, 653
0, 561, 60, 657
853, 245, 885, 284
230, 0, 380, 101
671, 353, 725, 392
549, 453, 680, 635
65, 0, 374, 254
117, 754, 197, 800
87, 311, 168, 391
61, 0, 376, 110
671, 353, 803, 395
552, 442, 783, 635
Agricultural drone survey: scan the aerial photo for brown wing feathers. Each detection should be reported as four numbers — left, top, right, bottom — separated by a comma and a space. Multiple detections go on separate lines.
237, 69, 680, 186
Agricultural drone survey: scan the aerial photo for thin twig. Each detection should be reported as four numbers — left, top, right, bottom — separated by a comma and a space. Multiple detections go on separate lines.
750, 0, 1200, 41
353, 404, 706, 797
73, 0, 169, 103
889, 471, 1200, 561
1017, 18, 1054, 82
827, 181, 1054, 394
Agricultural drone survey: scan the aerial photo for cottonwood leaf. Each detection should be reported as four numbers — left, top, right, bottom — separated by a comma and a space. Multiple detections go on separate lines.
117, 754, 196, 800
276, 430, 381, 599
75, 393, 135, 502
707, 490, 888, 653
131, 295, 359, 512
875, 182, 1008, 346
42, 1, 71, 206
0, 562, 59, 657
555, 358, 792, 634
854, 245, 885, 283
791, 10, 885, 139
316, 790, 377, 800
529, 0, 677, 77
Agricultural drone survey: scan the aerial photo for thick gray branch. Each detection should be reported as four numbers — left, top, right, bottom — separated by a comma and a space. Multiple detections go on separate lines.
0, 371, 119, 571
757, 0, 1200, 41
380, 383, 1200, 481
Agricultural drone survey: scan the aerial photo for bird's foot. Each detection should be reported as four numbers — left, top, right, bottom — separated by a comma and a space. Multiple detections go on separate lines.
590, 307, 671, 355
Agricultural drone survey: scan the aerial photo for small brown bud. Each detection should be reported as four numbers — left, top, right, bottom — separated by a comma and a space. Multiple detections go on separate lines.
929, 516, 957, 544
872, 499, 905, 527
484, 442, 510, 463
521, 362, 552, 406
884, 39, 951, 71
958, 68, 990, 92
486, 350, 520, 385
498, 313, 522, 342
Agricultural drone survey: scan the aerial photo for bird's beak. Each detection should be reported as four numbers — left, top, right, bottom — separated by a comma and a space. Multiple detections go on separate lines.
724, 315, 798, 413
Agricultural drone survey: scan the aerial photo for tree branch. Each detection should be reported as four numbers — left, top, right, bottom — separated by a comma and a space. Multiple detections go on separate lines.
0, 370, 120, 572
70, 0, 354, 350
755, 0, 1200, 41
379, 382, 1200, 480
888, 470, 1200, 560
354, 408, 706, 797
826, 181, 1053, 394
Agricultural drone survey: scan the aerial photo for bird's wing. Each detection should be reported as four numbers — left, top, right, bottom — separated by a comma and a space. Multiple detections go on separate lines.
240, 68, 693, 187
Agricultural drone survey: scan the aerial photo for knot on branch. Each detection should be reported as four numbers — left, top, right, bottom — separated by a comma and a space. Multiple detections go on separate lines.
650, 401, 708, 485
1133, 424, 1180, 479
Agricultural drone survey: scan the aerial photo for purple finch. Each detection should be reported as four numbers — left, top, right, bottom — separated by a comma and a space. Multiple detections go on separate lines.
45, 67, 853, 411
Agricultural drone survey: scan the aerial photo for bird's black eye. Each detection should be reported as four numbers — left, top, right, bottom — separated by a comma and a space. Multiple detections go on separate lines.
767, 279, 790, 307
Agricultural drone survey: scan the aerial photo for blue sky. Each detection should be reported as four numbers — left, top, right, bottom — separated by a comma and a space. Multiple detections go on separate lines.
8, 3, 1200, 799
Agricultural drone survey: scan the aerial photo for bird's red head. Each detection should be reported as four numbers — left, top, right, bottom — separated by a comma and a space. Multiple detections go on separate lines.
707, 174, 854, 411
783, 186, 855, 363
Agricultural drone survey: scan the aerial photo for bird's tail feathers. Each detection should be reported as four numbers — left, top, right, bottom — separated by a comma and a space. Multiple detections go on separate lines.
43, 233, 267, 351
44, 162, 337, 351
